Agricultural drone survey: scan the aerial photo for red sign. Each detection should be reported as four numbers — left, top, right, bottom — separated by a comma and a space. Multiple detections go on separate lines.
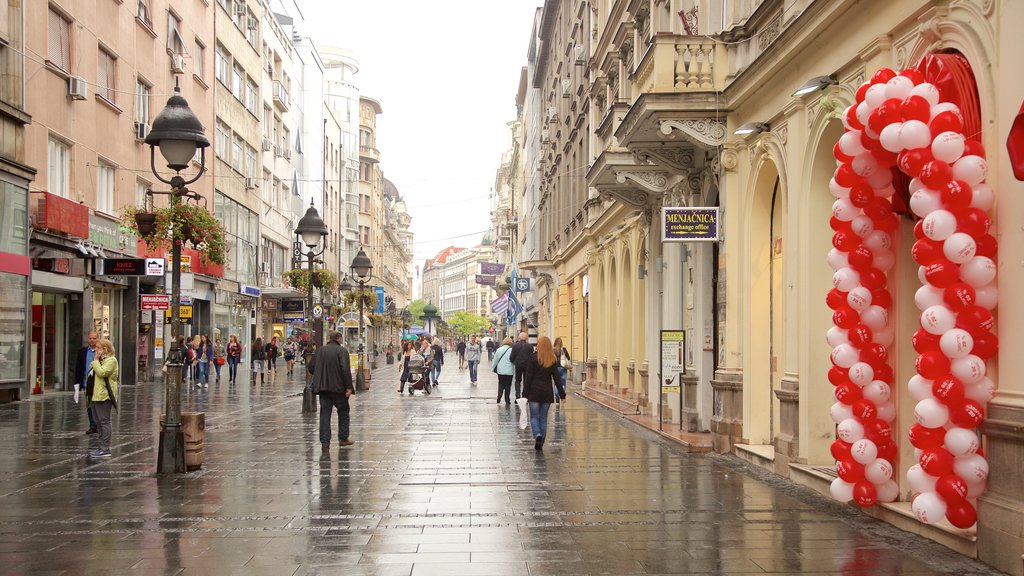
140, 294, 171, 311
30, 192, 89, 239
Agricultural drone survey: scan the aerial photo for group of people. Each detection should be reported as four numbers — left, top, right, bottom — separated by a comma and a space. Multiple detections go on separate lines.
491, 332, 570, 450
172, 333, 246, 387
396, 337, 445, 393
249, 336, 303, 383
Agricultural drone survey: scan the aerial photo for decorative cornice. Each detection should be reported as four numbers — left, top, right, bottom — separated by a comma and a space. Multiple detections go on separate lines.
631, 145, 696, 172
615, 170, 684, 194
659, 119, 727, 147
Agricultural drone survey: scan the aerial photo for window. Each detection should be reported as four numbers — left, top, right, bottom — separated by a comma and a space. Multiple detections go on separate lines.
281, 128, 290, 153
134, 79, 150, 125
136, 179, 150, 208
167, 11, 184, 55
97, 49, 116, 103
194, 39, 205, 80
48, 8, 71, 72
215, 44, 230, 86
215, 119, 229, 161
137, 0, 151, 26
263, 106, 271, 138
231, 134, 243, 173
244, 145, 256, 178
245, 11, 259, 48
96, 160, 115, 214
47, 137, 70, 198
232, 64, 243, 100
245, 77, 258, 113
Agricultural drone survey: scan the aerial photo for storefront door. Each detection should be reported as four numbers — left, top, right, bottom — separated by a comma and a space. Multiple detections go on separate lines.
31, 292, 67, 390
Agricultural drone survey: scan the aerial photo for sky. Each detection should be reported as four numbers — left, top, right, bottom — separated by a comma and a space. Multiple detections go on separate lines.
304, 1, 540, 297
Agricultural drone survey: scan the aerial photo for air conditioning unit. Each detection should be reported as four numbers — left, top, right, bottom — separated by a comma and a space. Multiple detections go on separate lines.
171, 54, 186, 74
135, 122, 150, 141
262, 138, 272, 152
247, 16, 258, 30
245, 177, 257, 190
574, 43, 586, 64
283, 149, 292, 160
68, 76, 88, 100
234, 4, 247, 17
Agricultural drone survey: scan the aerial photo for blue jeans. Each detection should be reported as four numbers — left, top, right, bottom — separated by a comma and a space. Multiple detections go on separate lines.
555, 367, 567, 402
468, 360, 479, 382
228, 356, 239, 381
318, 392, 350, 446
198, 361, 210, 384
432, 360, 442, 383
529, 401, 552, 440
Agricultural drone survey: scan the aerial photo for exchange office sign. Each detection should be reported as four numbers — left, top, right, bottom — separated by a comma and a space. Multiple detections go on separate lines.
662, 207, 719, 242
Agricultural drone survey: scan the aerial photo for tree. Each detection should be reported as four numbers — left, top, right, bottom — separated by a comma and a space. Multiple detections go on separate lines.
407, 299, 429, 324
447, 310, 490, 337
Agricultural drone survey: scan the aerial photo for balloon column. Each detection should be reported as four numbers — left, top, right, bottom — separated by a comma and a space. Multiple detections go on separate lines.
827, 68, 997, 529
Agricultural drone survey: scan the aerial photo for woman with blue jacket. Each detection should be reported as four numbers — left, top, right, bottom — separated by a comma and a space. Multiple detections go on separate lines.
491, 336, 515, 405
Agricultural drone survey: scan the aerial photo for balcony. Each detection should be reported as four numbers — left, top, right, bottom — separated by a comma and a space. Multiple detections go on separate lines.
359, 145, 380, 164
272, 80, 289, 111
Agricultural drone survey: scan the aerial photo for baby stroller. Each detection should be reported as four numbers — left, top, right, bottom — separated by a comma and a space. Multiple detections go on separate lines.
406, 349, 431, 395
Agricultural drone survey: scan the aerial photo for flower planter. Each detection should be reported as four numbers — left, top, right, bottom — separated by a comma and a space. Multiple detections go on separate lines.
134, 212, 157, 237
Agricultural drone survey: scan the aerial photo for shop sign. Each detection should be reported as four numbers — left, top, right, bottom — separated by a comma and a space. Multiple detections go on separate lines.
282, 300, 304, 313
165, 305, 193, 322
375, 286, 385, 313
660, 330, 685, 393
32, 258, 71, 274
145, 258, 164, 275
100, 258, 166, 276
662, 207, 719, 242
480, 262, 505, 276
262, 298, 278, 310
30, 191, 89, 238
475, 274, 496, 286
514, 277, 530, 292
240, 284, 261, 297
89, 214, 137, 256
154, 312, 164, 360
141, 294, 171, 310
283, 311, 305, 322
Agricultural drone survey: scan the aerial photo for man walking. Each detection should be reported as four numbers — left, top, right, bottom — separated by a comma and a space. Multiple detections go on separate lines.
309, 331, 355, 455
456, 338, 466, 370
73, 331, 99, 434
509, 332, 533, 400
466, 335, 482, 385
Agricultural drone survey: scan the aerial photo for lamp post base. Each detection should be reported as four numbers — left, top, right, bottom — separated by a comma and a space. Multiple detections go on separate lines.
157, 427, 185, 474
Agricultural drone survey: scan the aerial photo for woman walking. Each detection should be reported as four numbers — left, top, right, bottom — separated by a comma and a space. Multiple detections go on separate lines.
491, 336, 515, 404
284, 337, 297, 377
252, 337, 267, 384
266, 336, 280, 374
466, 335, 482, 385
522, 336, 566, 451
213, 336, 224, 384
398, 341, 411, 393
430, 338, 444, 386
227, 335, 242, 384
196, 334, 213, 388
552, 337, 571, 404
88, 338, 119, 459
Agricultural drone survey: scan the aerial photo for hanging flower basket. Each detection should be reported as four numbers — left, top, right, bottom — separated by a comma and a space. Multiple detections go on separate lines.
343, 287, 376, 310
121, 203, 227, 266
282, 268, 337, 293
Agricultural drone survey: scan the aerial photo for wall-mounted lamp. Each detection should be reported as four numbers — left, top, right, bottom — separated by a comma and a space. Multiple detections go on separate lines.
734, 122, 769, 135
792, 75, 837, 97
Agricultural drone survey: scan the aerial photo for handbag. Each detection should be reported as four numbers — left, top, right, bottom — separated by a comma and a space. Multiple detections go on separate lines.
493, 348, 510, 374
216, 356, 226, 366
559, 350, 571, 369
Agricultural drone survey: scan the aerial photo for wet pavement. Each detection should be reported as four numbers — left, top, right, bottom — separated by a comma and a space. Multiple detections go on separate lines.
0, 358, 1008, 575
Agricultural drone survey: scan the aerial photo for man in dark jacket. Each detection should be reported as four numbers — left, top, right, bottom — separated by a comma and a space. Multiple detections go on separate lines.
508, 332, 533, 400
309, 331, 355, 454
73, 331, 99, 434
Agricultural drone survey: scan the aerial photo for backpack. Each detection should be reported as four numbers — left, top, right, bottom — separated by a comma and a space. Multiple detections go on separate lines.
407, 352, 425, 371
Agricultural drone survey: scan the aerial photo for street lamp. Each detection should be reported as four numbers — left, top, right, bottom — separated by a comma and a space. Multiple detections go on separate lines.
350, 249, 372, 390
147, 86, 210, 475
295, 201, 328, 413
423, 302, 440, 337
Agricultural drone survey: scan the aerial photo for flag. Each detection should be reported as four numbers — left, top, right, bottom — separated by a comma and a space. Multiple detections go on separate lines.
491, 293, 509, 314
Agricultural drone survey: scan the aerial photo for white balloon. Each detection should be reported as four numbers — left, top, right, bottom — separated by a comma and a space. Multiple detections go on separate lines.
860, 306, 888, 331
831, 401, 855, 424
914, 285, 944, 312
900, 120, 932, 150
970, 183, 994, 211
912, 491, 947, 524
965, 377, 996, 405
852, 153, 880, 177
833, 267, 861, 292
954, 453, 990, 482
939, 329, 974, 360
847, 286, 872, 311
922, 210, 958, 241
960, 256, 996, 288
909, 177, 926, 194
873, 250, 895, 271
839, 131, 867, 156
862, 380, 892, 404
837, 418, 865, 443
832, 198, 858, 221
877, 479, 900, 503
850, 215, 875, 238
826, 326, 850, 348
885, 75, 915, 100
873, 182, 897, 198
931, 131, 966, 164
865, 84, 888, 108
951, 355, 986, 385
944, 427, 980, 457
943, 232, 977, 264
966, 479, 987, 499
848, 362, 875, 387
909, 187, 943, 218
914, 448, 924, 462
851, 439, 879, 465
915, 397, 951, 428
931, 102, 962, 118
827, 248, 849, 271
973, 283, 998, 310
907, 464, 938, 493
910, 82, 941, 106
865, 457, 894, 484
829, 177, 851, 198
856, 101, 873, 127
918, 265, 928, 285
952, 155, 988, 186
830, 478, 855, 503
872, 327, 894, 347
867, 170, 894, 189
830, 344, 859, 369
920, 305, 956, 335
863, 230, 892, 252
908, 375, 935, 402
879, 123, 904, 152
876, 401, 897, 422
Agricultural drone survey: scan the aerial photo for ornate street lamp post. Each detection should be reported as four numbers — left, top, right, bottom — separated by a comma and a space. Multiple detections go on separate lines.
295, 202, 328, 413
350, 249, 373, 390
422, 302, 440, 337
147, 86, 210, 475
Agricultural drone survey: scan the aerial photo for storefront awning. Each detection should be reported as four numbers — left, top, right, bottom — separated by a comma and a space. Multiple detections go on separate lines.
260, 286, 306, 299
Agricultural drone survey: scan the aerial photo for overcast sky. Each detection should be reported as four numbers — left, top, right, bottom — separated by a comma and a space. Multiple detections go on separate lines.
305, 2, 540, 298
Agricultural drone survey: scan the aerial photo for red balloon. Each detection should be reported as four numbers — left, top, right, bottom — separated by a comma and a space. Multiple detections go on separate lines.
853, 399, 878, 420
919, 160, 954, 189
832, 307, 859, 329
848, 324, 874, 349
900, 96, 931, 123
933, 376, 966, 405
871, 69, 897, 84
912, 329, 941, 354
853, 481, 878, 507
828, 366, 850, 386
942, 180, 973, 212
837, 459, 865, 483
924, 260, 960, 288
874, 214, 899, 232
834, 141, 855, 163
963, 139, 986, 157
864, 198, 893, 221
871, 289, 893, 308
848, 246, 874, 271
860, 268, 887, 290
873, 364, 894, 384
876, 440, 898, 463
855, 82, 871, 103
951, 399, 985, 428
916, 350, 951, 379
975, 234, 997, 258
831, 439, 852, 461
849, 183, 875, 208
912, 238, 943, 265
870, 146, 898, 165
930, 110, 964, 136
835, 383, 862, 405
830, 215, 852, 232
835, 163, 861, 188
943, 283, 976, 312
972, 332, 998, 360
913, 219, 926, 240
846, 105, 864, 130
920, 449, 955, 477
935, 474, 969, 504
861, 343, 889, 368
957, 208, 992, 239
898, 147, 933, 177
956, 305, 994, 337
865, 419, 893, 444
946, 500, 977, 529
899, 69, 924, 84
909, 423, 945, 450
826, 288, 848, 310
833, 230, 860, 252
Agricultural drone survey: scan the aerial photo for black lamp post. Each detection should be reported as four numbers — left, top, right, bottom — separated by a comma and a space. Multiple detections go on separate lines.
147, 86, 210, 475
295, 201, 328, 413
423, 302, 440, 337
350, 249, 372, 390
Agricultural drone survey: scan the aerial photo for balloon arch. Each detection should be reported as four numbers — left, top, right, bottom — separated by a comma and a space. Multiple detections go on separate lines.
825, 54, 996, 529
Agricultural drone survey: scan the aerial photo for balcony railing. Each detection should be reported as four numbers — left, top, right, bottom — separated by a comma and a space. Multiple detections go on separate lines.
632, 35, 725, 94
272, 80, 289, 111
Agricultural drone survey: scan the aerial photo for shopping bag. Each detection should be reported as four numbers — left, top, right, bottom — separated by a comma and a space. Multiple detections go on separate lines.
516, 397, 529, 430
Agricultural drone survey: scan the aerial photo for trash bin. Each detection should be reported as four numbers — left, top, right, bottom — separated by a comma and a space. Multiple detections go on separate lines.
159, 412, 205, 470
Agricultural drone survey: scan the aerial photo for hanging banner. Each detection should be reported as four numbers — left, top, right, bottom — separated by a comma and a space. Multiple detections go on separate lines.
660, 330, 685, 393
480, 262, 505, 276
662, 207, 720, 242
374, 286, 385, 313
475, 274, 496, 286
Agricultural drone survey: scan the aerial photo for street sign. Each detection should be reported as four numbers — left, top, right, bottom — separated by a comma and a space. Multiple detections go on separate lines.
662, 207, 720, 242
515, 277, 531, 292
140, 294, 171, 311
312, 304, 324, 319
165, 305, 193, 323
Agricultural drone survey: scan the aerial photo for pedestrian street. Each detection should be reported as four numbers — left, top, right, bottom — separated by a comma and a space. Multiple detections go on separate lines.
0, 361, 1006, 575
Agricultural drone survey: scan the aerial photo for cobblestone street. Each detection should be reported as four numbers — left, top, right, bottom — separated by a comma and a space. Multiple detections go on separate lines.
0, 361, 1006, 575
